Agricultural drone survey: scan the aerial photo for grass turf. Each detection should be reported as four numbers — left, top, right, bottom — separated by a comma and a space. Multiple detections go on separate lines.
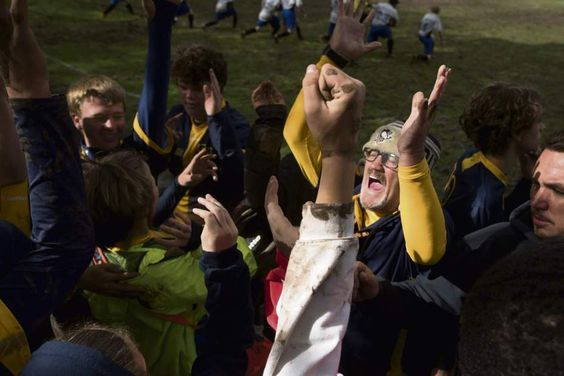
30, 0, 564, 187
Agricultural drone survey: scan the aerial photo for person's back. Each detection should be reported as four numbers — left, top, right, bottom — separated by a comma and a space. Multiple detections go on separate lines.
443, 83, 543, 238
418, 10, 441, 37
371, 2, 398, 26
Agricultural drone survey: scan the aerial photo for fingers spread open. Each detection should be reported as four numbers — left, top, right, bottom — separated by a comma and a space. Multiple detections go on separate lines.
353, 0, 364, 20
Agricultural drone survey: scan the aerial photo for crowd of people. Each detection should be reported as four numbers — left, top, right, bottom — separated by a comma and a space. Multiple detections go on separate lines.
1, 0, 563, 375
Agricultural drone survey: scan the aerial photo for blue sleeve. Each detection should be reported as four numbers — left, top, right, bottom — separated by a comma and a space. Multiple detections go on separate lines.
0, 95, 95, 340
192, 247, 254, 376
133, 0, 177, 155
151, 178, 188, 227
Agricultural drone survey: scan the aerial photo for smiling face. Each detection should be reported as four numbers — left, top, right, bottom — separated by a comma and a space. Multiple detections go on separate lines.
530, 149, 564, 238
72, 97, 125, 151
359, 154, 400, 215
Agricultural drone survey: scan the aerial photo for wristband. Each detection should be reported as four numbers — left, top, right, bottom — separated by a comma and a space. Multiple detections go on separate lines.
322, 45, 349, 68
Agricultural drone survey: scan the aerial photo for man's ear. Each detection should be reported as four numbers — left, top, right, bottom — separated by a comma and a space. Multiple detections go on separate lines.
71, 113, 82, 130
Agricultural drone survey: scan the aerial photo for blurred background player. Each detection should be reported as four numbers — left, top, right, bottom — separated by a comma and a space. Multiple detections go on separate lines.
174, 0, 194, 28
102, 0, 134, 17
321, 0, 337, 43
367, 0, 399, 56
241, 0, 281, 39
415, 6, 443, 61
203, 0, 237, 30
274, 0, 303, 42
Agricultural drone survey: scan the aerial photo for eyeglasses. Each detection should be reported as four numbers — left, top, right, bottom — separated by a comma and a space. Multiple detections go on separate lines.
363, 148, 399, 170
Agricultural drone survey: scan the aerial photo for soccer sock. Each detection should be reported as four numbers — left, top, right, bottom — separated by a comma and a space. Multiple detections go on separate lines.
387, 39, 394, 55
188, 14, 194, 28
296, 25, 303, 40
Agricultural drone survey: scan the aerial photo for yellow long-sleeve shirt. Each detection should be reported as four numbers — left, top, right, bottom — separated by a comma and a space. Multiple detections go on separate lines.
283, 55, 446, 265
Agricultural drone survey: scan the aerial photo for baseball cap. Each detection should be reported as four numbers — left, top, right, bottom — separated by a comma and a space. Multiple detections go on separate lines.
362, 120, 442, 169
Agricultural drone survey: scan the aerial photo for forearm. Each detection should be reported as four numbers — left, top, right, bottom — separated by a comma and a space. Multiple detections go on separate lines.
0, 84, 26, 186
283, 54, 338, 188
399, 159, 446, 265
152, 178, 188, 227
1, 95, 94, 337
193, 247, 253, 376
6, 13, 49, 99
133, 0, 177, 152
317, 156, 356, 204
245, 104, 287, 211
265, 201, 357, 375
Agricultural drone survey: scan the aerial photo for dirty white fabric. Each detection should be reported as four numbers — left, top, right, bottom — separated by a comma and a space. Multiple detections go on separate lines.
264, 202, 357, 376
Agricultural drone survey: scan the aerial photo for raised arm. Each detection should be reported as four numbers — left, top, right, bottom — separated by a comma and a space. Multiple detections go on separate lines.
0, 0, 25, 187
133, 0, 179, 158
0, 0, 95, 372
265, 64, 365, 375
191, 194, 254, 376
397, 65, 451, 264
283, 0, 379, 187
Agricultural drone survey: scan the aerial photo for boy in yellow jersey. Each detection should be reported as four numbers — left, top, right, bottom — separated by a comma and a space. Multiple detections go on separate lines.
134, 43, 250, 216
0, 0, 95, 372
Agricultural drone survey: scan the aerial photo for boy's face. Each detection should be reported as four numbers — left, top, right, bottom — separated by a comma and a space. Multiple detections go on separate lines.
72, 96, 125, 151
177, 80, 207, 123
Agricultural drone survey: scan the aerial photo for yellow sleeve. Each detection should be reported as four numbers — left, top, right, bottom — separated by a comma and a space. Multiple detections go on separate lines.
283, 55, 337, 188
0, 181, 31, 236
0, 299, 31, 375
398, 159, 447, 265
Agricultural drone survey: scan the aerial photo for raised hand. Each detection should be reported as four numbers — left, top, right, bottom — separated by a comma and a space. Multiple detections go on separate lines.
78, 263, 146, 298
352, 261, 381, 302
398, 65, 451, 166
330, 0, 381, 62
176, 147, 218, 188
154, 212, 192, 250
251, 80, 285, 109
203, 68, 223, 116
192, 194, 238, 252
6, 0, 50, 98
302, 63, 365, 158
264, 176, 299, 257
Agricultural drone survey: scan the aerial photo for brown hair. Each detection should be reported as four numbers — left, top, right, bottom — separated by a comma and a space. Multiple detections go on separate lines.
67, 75, 126, 116
171, 44, 227, 90
60, 323, 146, 376
459, 83, 543, 155
83, 150, 154, 247
544, 130, 564, 153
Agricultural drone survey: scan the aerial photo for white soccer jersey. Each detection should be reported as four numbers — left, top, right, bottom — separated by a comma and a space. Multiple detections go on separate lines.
259, 0, 280, 21
419, 12, 443, 37
216, 0, 233, 12
371, 2, 398, 27
281, 0, 302, 10
329, 0, 338, 23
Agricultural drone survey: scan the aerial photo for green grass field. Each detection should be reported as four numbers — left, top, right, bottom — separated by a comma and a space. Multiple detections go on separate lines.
30, 0, 564, 187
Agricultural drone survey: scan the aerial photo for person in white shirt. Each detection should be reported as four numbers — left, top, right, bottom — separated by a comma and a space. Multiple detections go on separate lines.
241, 0, 281, 39
321, 0, 338, 43
416, 6, 443, 61
274, 0, 304, 41
203, 0, 237, 30
367, 0, 399, 56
